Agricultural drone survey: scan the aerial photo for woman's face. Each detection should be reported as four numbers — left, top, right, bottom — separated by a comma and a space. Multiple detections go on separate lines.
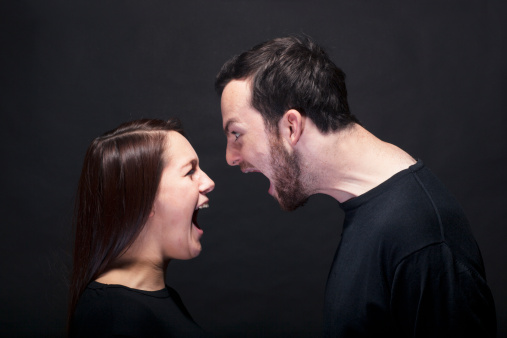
147, 131, 215, 261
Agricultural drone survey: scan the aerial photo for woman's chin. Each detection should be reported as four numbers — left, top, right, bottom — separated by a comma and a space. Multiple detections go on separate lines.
189, 244, 202, 259
190, 229, 203, 257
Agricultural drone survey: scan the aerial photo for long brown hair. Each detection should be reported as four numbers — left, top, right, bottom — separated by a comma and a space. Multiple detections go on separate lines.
68, 118, 184, 326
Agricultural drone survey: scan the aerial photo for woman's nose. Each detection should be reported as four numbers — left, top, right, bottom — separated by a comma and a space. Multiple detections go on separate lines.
200, 171, 215, 194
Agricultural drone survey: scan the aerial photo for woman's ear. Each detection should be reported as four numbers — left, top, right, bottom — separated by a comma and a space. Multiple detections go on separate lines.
279, 109, 305, 146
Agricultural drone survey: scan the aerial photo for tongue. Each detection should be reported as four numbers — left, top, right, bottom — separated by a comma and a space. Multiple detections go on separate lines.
192, 209, 200, 229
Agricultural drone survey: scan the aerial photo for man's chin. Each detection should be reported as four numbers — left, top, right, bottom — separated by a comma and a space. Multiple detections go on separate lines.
279, 200, 308, 212
273, 190, 309, 212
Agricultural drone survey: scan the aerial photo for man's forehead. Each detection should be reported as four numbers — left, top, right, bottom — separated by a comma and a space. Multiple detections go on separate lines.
221, 79, 269, 133
220, 81, 249, 130
221, 79, 252, 112
223, 78, 252, 96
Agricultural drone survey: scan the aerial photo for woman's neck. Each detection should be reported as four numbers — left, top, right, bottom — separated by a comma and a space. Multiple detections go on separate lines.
96, 258, 168, 291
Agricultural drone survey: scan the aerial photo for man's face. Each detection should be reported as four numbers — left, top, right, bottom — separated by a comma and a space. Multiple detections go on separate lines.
220, 79, 308, 211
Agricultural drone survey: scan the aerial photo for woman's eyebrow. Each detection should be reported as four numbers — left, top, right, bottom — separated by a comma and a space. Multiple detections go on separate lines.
181, 158, 198, 170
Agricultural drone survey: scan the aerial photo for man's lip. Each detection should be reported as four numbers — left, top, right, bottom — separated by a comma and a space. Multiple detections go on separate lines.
241, 168, 261, 173
268, 181, 275, 196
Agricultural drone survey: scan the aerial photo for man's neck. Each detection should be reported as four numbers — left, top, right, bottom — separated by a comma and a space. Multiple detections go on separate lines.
298, 123, 416, 203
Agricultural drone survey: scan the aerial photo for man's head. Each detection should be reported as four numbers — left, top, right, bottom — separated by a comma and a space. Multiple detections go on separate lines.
216, 36, 358, 210
215, 35, 360, 133
220, 78, 310, 211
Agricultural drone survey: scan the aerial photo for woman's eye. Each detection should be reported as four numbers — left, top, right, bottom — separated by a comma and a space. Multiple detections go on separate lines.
186, 169, 196, 176
232, 131, 240, 141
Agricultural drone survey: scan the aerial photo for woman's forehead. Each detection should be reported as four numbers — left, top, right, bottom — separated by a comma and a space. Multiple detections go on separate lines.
163, 131, 198, 165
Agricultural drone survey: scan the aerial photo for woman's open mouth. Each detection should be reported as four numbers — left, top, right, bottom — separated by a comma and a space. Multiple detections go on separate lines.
192, 203, 209, 229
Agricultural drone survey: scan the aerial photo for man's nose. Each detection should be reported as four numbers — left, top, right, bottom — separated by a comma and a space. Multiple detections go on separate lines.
226, 144, 240, 166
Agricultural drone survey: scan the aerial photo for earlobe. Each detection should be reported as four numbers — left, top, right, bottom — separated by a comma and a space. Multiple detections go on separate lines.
282, 109, 304, 146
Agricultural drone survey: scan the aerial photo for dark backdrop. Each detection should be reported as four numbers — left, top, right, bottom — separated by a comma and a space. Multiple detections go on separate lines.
1, 1, 506, 337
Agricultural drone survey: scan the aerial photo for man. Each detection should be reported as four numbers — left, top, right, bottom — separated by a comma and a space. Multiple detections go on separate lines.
215, 36, 496, 337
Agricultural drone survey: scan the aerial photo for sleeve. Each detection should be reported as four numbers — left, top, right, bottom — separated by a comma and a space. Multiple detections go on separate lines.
390, 242, 496, 337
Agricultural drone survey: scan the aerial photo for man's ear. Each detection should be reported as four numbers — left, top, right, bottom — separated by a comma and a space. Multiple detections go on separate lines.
279, 109, 305, 146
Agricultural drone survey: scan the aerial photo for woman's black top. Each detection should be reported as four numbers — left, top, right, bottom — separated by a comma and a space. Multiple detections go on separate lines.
70, 281, 208, 337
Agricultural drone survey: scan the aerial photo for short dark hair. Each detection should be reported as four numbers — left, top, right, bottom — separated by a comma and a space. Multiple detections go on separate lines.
215, 35, 360, 133
68, 118, 184, 328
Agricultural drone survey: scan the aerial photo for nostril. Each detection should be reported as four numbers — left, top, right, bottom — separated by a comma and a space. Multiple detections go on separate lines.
226, 155, 239, 166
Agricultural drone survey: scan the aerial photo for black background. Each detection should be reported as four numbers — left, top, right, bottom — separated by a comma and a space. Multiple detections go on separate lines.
1, 1, 506, 337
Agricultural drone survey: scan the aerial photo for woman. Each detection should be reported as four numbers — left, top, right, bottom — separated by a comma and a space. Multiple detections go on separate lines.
68, 118, 214, 337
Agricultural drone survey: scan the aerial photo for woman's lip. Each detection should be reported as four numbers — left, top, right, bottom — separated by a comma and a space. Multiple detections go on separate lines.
195, 201, 209, 210
193, 223, 203, 235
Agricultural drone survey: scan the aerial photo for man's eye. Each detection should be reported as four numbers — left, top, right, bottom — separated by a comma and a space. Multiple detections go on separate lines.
232, 131, 240, 141
186, 169, 196, 176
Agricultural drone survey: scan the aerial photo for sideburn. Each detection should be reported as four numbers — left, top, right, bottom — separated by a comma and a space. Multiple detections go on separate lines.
269, 136, 309, 211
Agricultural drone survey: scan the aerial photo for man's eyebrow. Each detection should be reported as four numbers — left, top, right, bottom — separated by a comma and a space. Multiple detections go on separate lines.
223, 119, 239, 135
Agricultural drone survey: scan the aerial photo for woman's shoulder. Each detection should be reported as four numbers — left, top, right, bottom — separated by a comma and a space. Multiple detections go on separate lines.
71, 282, 165, 336
71, 281, 208, 337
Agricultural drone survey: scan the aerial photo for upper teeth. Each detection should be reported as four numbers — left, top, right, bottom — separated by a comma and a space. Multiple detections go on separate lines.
197, 203, 209, 210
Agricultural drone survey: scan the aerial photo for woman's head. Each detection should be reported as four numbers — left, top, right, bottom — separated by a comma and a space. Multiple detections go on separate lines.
69, 118, 214, 322
142, 130, 214, 261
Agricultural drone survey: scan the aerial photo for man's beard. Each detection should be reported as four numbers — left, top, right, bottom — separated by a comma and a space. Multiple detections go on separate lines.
269, 137, 309, 211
